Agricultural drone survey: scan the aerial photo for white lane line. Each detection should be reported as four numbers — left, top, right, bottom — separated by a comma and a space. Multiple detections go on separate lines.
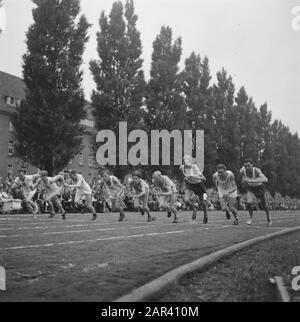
0, 225, 157, 238
0, 221, 145, 231
0, 225, 234, 251
0, 214, 298, 233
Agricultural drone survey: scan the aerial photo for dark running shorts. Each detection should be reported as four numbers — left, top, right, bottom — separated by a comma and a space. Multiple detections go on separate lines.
248, 184, 266, 205
185, 181, 206, 196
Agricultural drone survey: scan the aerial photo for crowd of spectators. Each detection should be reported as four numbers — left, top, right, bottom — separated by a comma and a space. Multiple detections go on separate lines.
1, 173, 300, 214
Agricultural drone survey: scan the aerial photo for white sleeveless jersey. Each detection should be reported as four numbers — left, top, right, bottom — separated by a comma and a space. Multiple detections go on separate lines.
44, 176, 61, 194
155, 175, 177, 193
180, 164, 203, 184
15, 175, 35, 193
213, 170, 237, 197
75, 174, 92, 194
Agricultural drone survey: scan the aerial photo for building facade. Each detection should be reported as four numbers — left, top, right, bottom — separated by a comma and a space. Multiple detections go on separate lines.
0, 71, 98, 184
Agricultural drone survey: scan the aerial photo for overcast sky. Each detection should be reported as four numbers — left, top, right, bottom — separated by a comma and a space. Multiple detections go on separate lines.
0, 0, 300, 134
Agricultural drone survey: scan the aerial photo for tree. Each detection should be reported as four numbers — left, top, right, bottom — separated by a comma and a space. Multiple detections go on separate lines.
145, 26, 185, 131
12, 0, 90, 175
90, 0, 146, 177
211, 68, 238, 172
181, 53, 217, 185
144, 26, 186, 177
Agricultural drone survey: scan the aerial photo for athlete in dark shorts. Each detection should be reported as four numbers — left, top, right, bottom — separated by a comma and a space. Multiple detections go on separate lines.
180, 155, 208, 223
240, 158, 272, 226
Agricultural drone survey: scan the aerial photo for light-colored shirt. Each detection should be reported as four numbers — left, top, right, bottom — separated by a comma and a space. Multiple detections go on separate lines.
69, 174, 92, 194
213, 171, 237, 195
15, 175, 38, 193
180, 164, 204, 184
154, 175, 177, 193
130, 179, 149, 195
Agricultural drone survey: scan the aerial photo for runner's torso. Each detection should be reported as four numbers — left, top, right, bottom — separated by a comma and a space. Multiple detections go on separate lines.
75, 174, 92, 194
181, 165, 203, 184
103, 176, 122, 192
15, 175, 35, 193
240, 167, 264, 187
130, 179, 149, 194
44, 177, 60, 193
156, 175, 176, 193
214, 171, 236, 192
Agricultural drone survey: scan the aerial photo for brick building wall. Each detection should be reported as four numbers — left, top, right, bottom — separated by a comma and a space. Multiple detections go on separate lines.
0, 70, 98, 183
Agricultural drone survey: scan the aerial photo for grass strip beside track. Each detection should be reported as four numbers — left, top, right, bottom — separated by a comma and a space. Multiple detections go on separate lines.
159, 230, 300, 302
116, 226, 300, 302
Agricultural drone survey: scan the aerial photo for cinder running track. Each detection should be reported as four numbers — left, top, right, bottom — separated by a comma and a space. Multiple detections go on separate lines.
0, 210, 299, 302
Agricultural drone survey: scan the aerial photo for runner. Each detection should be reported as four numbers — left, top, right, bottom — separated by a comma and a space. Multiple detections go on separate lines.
180, 155, 208, 223
152, 171, 178, 223
101, 170, 126, 222
35, 171, 66, 219
213, 164, 239, 225
13, 169, 39, 214
129, 171, 155, 222
66, 170, 97, 221
240, 159, 272, 226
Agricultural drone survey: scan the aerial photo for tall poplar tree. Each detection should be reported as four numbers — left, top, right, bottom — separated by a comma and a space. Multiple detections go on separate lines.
13, 0, 90, 175
90, 0, 146, 176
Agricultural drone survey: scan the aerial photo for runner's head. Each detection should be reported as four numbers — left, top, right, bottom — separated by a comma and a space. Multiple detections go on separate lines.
152, 171, 162, 184
216, 164, 227, 176
39, 170, 48, 177
39, 170, 48, 183
102, 170, 111, 182
132, 171, 142, 183
18, 169, 26, 181
68, 170, 77, 181
243, 158, 253, 171
183, 155, 193, 167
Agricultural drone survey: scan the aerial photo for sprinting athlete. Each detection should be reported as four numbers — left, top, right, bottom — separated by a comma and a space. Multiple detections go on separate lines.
213, 164, 239, 225
130, 171, 155, 222
152, 171, 178, 223
240, 158, 272, 226
180, 155, 208, 223
35, 171, 66, 219
66, 170, 97, 221
101, 170, 126, 222
13, 169, 39, 214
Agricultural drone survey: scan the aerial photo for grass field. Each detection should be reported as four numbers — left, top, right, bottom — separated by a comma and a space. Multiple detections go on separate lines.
0, 210, 299, 302
159, 231, 300, 302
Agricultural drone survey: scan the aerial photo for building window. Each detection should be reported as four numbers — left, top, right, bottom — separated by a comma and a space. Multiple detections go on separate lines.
63, 171, 70, 182
88, 156, 93, 167
5, 96, 21, 107
78, 153, 83, 166
7, 164, 13, 176
21, 160, 28, 171
8, 140, 14, 156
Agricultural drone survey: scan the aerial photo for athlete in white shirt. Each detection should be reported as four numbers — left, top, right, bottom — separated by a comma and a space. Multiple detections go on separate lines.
213, 164, 239, 225
129, 170, 155, 222
180, 155, 208, 223
66, 170, 97, 221
152, 171, 178, 223
102, 170, 126, 222
13, 169, 39, 214
35, 171, 66, 219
